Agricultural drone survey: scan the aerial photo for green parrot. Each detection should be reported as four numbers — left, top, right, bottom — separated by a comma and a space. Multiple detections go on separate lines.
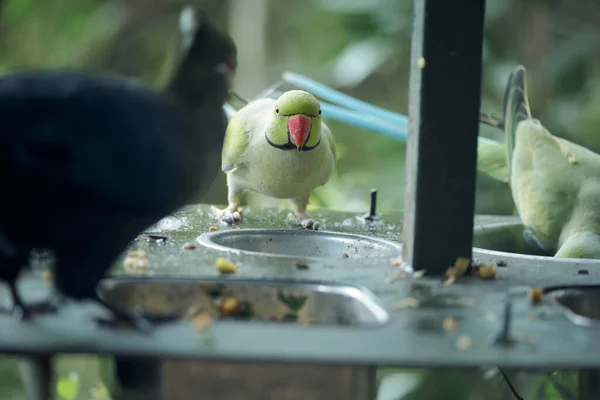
476, 137, 509, 183
211, 90, 336, 229
503, 65, 600, 259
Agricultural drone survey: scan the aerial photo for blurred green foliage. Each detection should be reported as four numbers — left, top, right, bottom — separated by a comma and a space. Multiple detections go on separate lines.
0, 0, 597, 398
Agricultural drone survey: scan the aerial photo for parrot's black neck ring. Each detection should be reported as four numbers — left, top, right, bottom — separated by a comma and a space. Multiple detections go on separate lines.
265, 131, 321, 152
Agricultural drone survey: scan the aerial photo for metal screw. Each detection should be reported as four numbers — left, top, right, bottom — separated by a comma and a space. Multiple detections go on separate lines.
492, 294, 514, 346
362, 189, 380, 222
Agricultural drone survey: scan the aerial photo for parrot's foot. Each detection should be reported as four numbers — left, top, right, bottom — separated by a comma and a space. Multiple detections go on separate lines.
210, 205, 243, 225
287, 212, 321, 230
93, 294, 153, 334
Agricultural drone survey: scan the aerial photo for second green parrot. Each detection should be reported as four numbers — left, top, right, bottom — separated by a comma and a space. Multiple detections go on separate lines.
503, 65, 600, 259
211, 90, 336, 229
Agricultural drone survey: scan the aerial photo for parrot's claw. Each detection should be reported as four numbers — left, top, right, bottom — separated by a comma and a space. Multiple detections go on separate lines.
210, 205, 243, 225
301, 219, 321, 230
286, 213, 321, 230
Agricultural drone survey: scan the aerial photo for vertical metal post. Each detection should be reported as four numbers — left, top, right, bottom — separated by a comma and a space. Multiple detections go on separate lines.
113, 357, 161, 400
579, 370, 600, 400
402, 0, 486, 275
18, 355, 53, 400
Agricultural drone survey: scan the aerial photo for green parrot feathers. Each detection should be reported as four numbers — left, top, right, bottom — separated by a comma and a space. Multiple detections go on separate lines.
476, 137, 509, 183
264, 90, 323, 148
503, 65, 532, 173
555, 231, 600, 259
476, 65, 532, 183
327, 123, 337, 162
276, 90, 320, 116
221, 111, 249, 173
221, 90, 328, 173
502, 64, 600, 259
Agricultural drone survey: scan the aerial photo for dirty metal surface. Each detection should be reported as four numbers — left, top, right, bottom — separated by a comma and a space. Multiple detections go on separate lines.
97, 276, 390, 326
0, 204, 599, 369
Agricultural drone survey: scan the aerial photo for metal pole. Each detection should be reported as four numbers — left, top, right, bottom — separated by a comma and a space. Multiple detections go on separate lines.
113, 356, 162, 400
402, 0, 486, 275
579, 370, 600, 400
18, 355, 53, 400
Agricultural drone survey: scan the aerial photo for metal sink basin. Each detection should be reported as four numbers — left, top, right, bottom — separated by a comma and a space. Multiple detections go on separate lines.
473, 220, 548, 256
196, 228, 402, 261
99, 277, 386, 399
549, 286, 600, 327
97, 276, 389, 327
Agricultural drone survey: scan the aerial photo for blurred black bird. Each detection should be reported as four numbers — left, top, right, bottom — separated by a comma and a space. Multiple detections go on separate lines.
0, 6, 237, 331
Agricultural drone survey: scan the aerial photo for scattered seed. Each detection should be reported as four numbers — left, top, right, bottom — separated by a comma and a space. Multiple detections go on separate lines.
209, 226, 217, 232
216, 257, 239, 274
417, 57, 426, 68
128, 250, 148, 259
477, 265, 497, 280
391, 256, 403, 266
528, 287, 543, 305
192, 313, 213, 331
413, 269, 426, 279
123, 250, 149, 271
445, 257, 470, 279
457, 335, 472, 351
443, 316, 458, 331
390, 297, 419, 309
220, 297, 240, 315
182, 242, 197, 250
341, 253, 349, 259
443, 276, 456, 286
496, 260, 507, 267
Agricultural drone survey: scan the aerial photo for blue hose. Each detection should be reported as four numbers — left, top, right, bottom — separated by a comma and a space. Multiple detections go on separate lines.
320, 101, 408, 141
282, 72, 504, 147
244, 88, 408, 141
283, 72, 408, 126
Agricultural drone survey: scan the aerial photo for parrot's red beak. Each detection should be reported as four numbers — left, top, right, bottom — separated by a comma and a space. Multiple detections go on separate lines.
288, 115, 312, 151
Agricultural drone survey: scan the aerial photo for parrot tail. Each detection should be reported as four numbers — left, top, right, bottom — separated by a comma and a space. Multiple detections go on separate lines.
503, 65, 532, 171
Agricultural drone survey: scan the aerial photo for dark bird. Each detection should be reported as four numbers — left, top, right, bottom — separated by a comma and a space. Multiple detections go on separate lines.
0, 6, 237, 331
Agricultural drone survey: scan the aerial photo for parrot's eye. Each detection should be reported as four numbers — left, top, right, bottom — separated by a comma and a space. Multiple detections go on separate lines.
318, 109, 322, 116
275, 108, 280, 115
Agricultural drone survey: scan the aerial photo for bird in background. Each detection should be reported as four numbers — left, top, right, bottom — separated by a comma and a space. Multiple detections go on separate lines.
212, 89, 336, 229
0, 5, 237, 331
503, 65, 600, 259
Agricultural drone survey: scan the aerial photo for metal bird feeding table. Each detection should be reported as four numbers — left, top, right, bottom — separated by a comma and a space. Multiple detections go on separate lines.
2, 0, 600, 399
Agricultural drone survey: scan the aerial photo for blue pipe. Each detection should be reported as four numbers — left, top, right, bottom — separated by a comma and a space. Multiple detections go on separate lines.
320, 101, 408, 141
282, 72, 504, 147
283, 72, 408, 126
247, 89, 408, 141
